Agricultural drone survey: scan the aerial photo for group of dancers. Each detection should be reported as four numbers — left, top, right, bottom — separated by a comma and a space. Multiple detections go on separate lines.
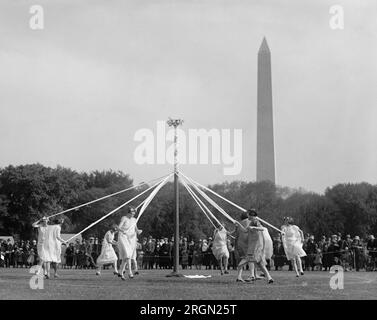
32, 217, 65, 278
32, 206, 307, 283
210, 209, 306, 284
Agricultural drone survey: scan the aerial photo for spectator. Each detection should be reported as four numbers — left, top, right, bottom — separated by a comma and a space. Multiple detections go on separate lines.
367, 235, 376, 271
5, 239, 13, 268
327, 235, 341, 267
314, 248, 323, 271
66, 243, 75, 268
351, 236, 363, 271
61, 243, 67, 269
305, 235, 317, 271
272, 238, 285, 271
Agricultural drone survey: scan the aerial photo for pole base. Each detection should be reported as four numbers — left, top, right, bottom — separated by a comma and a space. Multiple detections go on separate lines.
166, 271, 184, 278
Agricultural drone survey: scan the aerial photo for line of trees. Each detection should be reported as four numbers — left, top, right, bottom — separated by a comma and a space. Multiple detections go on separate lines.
0, 164, 376, 241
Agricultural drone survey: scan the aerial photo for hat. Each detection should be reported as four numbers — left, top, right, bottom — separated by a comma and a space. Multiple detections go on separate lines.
41, 216, 49, 222
247, 208, 258, 216
354, 236, 360, 240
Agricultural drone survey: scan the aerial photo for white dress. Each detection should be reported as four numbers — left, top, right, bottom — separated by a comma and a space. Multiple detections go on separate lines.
37, 226, 51, 262
211, 229, 229, 260
281, 225, 307, 260
97, 231, 118, 265
117, 216, 137, 260
45, 225, 62, 263
262, 227, 273, 260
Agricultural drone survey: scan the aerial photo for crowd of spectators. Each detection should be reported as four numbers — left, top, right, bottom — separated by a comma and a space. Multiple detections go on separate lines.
1, 233, 376, 272
273, 233, 377, 272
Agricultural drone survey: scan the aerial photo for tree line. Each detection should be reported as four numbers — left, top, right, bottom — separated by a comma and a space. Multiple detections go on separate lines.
0, 164, 376, 240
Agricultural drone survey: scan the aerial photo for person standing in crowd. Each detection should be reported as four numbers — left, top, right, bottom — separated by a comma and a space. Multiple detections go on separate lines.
118, 206, 142, 280
96, 225, 119, 276
159, 238, 169, 269
281, 217, 306, 277
30, 239, 38, 266
179, 237, 188, 268
0, 241, 5, 267
201, 239, 210, 269
314, 248, 323, 271
352, 236, 363, 271
141, 237, 147, 270
207, 237, 216, 270
65, 242, 75, 268
93, 237, 100, 263
136, 240, 144, 271
22, 241, 29, 267
227, 238, 236, 270
144, 236, 155, 270
305, 235, 317, 271
168, 237, 174, 269
32, 217, 51, 277
61, 243, 67, 269
235, 217, 274, 284
188, 240, 195, 269
327, 235, 341, 267
27, 247, 36, 267
272, 238, 285, 271
192, 240, 202, 270
14, 244, 23, 268
181, 247, 189, 269
4, 239, 14, 268
73, 239, 80, 268
367, 235, 376, 271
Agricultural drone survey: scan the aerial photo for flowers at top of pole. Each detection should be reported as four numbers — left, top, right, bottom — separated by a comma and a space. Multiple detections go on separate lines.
167, 118, 184, 128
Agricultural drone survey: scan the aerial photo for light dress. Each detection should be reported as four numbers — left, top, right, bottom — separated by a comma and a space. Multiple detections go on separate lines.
37, 225, 50, 262
211, 229, 229, 260
262, 227, 273, 260
118, 216, 137, 260
44, 225, 62, 263
281, 224, 307, 260
97, 230, 118, 265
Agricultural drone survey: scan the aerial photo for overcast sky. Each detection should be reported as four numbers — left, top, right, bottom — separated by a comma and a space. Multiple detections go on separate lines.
0, 0, 376, 193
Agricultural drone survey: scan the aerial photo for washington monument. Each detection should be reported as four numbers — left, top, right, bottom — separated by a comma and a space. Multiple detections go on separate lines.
257, 37, 275, 183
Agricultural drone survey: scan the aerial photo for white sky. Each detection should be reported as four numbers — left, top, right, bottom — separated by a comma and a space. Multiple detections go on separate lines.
0, 0, 376, 193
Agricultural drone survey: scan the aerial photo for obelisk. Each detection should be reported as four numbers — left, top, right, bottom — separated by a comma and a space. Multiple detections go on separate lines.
257, 37, 275, 183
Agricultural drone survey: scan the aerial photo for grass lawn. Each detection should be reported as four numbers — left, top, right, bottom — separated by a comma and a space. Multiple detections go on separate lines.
0, 267, 376, 300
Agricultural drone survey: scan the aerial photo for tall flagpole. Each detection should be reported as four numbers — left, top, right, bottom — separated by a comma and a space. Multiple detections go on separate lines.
166, 118, 183, 277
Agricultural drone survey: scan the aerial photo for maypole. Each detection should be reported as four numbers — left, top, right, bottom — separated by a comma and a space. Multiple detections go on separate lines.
166, 118, 184, 277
